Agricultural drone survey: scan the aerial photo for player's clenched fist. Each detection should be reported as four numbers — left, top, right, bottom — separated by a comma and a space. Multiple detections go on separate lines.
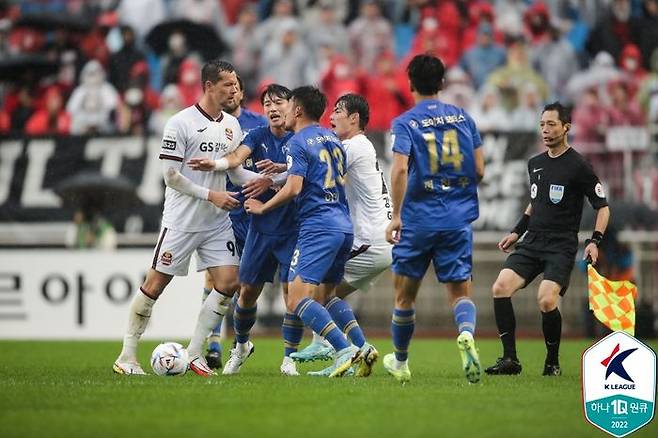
208, 191, 240, 210
385, 216, 401, 244
497, 232, 519, 253
244, 198, 265, 215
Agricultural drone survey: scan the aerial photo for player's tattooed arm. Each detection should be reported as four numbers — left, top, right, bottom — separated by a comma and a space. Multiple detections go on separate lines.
187, 145, 253, 171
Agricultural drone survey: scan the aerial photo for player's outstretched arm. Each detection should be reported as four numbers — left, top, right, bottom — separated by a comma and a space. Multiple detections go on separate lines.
187, 145, 253, 172
255, 159, 287, 175
227, 166, 273, 198
244, 175, 303, 215
583, 205, 610, 265
386, 152, 408, 244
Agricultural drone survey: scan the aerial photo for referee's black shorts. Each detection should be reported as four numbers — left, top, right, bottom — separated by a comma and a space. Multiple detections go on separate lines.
503, 231, 578, 296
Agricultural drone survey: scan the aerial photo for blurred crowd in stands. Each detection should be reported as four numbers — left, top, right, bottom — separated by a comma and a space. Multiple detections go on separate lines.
0, 0, 656, 141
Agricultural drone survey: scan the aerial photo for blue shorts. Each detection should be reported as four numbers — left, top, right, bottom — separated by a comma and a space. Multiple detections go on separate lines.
392, 225, 473, 283
229, 212, 250, 257
288, 230, 353, 285
239, 229, 298, 285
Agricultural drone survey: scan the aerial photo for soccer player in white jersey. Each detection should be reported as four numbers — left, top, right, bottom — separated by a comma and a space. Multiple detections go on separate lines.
292, 93, 393, 364
112, 60, 269, 377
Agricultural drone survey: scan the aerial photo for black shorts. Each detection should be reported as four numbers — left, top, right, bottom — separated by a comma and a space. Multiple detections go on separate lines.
503, 231, 578, 296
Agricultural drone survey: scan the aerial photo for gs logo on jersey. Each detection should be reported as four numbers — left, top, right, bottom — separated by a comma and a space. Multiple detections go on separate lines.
549, 184, 564, 204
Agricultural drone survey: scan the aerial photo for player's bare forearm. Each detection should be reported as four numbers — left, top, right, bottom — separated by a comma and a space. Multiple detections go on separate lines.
390, 153, 409, 218
474, 147, 485, 183
594, 205, 610, 234
524, 204, 532, 216
260, 174, 303, 214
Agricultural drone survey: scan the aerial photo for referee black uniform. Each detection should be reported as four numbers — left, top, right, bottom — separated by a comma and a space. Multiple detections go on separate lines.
486, 141, 609, 377
505, 147, 608, 294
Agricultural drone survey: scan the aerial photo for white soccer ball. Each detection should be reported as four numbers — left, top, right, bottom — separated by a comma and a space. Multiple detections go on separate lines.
150, 342, 189, 376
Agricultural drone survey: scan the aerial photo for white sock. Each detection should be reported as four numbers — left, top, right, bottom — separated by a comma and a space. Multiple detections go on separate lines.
394, 358, 407, 369
188, 291, 231, 358
118, 290, 156, 362
460, 331, 474, 340
312, 331, 324, 344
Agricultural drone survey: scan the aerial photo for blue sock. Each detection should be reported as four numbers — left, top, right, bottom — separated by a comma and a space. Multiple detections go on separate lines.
392, 308, 415, 362
234, 304, 257, 344
282, 312, 304, 356
453, 298, 476, 336
295, 297, 350, 352
325, 297, 366, 347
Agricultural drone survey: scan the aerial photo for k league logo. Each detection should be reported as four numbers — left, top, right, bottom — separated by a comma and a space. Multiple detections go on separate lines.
582, 331, 656, 437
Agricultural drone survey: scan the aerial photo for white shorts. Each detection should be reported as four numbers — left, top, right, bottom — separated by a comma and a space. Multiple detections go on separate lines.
151, 225, 239, 276
344, 241, 392, 292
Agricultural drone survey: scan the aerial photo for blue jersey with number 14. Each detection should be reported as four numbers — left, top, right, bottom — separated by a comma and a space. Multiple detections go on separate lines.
287, 125, 352, 234
392, 99, 482, 231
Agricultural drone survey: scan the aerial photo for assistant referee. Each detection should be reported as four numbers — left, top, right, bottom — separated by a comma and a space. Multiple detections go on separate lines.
485, 102, 610, 377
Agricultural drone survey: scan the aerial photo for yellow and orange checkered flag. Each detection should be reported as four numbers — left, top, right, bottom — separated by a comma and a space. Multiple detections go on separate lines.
588, 264, 638, 335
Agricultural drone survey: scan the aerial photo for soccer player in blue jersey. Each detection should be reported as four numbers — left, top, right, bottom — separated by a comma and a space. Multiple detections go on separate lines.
244, 86, 378, 378
191, 84, 299, 375
200, 75, 268, 368
383, 54, 485, 383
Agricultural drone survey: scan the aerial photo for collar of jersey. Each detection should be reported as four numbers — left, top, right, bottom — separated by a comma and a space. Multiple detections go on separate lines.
195, 103, 224, 122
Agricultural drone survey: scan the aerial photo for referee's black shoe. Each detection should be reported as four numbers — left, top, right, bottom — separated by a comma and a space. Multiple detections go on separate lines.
484, 357, 522, 375
542, 363, 562, 376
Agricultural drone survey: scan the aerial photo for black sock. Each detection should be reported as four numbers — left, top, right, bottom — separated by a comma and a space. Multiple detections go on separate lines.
494, 297, 517, 360
542, 308, 562, 365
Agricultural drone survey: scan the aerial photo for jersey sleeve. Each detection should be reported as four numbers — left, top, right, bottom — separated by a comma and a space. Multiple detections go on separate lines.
391, 118, 412, 156
580, 159, 608, 209
227, 121, 244, 153
287, 137, 308, 178
159, 116, 186, 162
241, 127, 260, 152
465, 112, 482, 149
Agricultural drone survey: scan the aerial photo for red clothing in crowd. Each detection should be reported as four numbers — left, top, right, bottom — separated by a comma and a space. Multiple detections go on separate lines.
461, 1, 505, 51
363, 53, 409, 130
320, 55, 364, 126
25, 110, 71, 135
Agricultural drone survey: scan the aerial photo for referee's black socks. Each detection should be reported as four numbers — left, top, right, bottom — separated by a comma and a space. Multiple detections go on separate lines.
541, 308, 562, 365
493, 297, 518, 360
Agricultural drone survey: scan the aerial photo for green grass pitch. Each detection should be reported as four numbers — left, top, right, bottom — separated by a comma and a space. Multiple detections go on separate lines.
1, 338, 656, 438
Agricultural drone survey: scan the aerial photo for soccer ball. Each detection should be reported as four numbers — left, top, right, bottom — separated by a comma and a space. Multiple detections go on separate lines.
150, 342, 189, 376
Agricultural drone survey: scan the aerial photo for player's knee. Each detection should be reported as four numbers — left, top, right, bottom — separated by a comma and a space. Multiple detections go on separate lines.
214, 278, 239, 295
537, 295, 557, 312
492, 280, 512, 298
395, 294, 415, 310
239, 286, 259, 308
141, 271, 169, 298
